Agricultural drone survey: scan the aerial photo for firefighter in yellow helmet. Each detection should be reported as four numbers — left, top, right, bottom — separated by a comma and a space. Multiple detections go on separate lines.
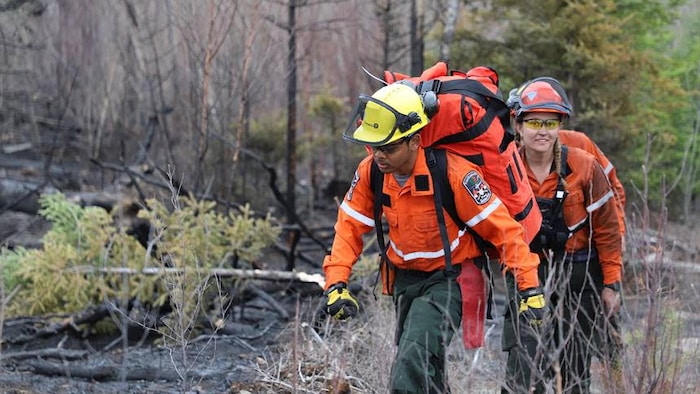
323, 82, 544, 393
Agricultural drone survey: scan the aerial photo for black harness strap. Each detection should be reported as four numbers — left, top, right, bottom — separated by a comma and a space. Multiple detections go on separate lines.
425, 148, 457, 275
532, 145, 589, 262
427, 149, 495, 319
551, 146, 570, 262
370, 160, 391, 296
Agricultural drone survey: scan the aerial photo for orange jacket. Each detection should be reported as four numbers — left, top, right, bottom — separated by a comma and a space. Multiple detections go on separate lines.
521, 146, 623, 285
559, 130, 626, 236
323, 148, 541, 291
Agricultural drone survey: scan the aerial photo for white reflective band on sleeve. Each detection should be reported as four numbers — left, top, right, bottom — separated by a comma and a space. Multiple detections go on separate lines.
587, 190, 613, 213
340, 200, 375, 227
603, 163, 613, 176
568, 218, 587, 232
390, 228, 468, 261
465, 198, 502, 228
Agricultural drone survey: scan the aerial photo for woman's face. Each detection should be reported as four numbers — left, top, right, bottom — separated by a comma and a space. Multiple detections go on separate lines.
517, 112, 562, 154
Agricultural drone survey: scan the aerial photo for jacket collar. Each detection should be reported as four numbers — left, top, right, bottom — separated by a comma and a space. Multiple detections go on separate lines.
406, 147, 434, 196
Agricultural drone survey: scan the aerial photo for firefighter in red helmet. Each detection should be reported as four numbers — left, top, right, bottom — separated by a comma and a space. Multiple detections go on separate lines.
503, 77, 624, 393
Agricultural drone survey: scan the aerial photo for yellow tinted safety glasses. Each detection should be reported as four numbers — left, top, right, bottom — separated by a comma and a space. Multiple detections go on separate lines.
522, 118, 561, 131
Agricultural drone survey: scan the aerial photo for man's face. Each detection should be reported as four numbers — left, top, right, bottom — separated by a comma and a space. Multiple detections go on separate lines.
370, 135, 419, 176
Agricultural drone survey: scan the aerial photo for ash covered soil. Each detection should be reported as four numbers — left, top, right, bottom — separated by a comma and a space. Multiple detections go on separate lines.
2, 211, 700, 393
0, 290, 321, 394
1, 334, 261, 393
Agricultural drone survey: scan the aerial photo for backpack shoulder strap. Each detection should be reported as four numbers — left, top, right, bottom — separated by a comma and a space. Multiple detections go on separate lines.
425, 148, 456, 274
558, 145, 569, 189
426, 148, 498, 267
429, 149, 493, 251
370, 159, 384, 229
428, 148, 495, 318
551, 145, 570, 229
428, 149, 462, 228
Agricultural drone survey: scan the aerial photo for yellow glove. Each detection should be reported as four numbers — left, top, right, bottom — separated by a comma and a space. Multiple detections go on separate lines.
325, 282, 359, 320
518, 287, 546, 326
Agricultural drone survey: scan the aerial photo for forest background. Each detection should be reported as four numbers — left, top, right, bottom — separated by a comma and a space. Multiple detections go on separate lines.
1, 0, 699, 226
1, 0, 700, 392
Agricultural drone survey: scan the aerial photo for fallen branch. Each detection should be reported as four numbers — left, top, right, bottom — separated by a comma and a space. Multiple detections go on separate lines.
3, 303, 115, 345
26, 360, 181, 382
627, 258, 700, 273
0, 348, 88, 361
627, 228, 699, 258
65, 266, 326, 288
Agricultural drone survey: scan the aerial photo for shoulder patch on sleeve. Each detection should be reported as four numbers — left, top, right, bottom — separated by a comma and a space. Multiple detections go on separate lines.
347, 170, 360, 201
462, 170, 492, 205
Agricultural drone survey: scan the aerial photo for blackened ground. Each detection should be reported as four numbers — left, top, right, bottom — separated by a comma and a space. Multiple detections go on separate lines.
2, 210, 700, 393
0, 291, 317, 394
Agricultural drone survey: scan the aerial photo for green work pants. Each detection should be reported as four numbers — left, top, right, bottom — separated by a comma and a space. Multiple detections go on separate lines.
501, 253, 621, 394
501, 272, 548, 394
389, 267, 462, 394
548, 254, 622, 394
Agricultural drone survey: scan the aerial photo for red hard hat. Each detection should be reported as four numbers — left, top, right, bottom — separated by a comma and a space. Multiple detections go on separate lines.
512, 77, 572, 118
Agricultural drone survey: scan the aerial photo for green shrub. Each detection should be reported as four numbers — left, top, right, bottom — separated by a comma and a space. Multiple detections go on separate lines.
0, 193, 281, 335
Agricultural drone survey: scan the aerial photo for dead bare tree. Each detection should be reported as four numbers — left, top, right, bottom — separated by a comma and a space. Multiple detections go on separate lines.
681, 107, 700, 222
122, 0, 178, 168
170, 1, 239, 190
261, 0, 357, 269
409, 0, 424, 75
286, 0, 299, 229
373, 0, 412, 72
439, 0, 460, 63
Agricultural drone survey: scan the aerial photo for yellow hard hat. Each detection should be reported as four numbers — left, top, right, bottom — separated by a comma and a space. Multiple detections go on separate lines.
343, 83, 430, 146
